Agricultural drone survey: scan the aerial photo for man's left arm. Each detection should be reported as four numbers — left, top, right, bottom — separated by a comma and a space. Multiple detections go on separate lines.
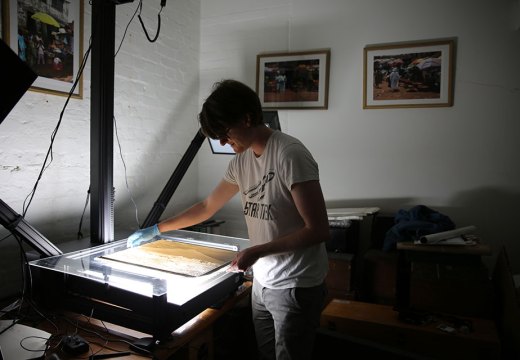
285, 179, 330, 248
231, 180, 329, 270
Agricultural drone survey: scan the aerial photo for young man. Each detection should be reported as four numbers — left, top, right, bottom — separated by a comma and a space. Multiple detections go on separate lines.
127, 79, 329, 360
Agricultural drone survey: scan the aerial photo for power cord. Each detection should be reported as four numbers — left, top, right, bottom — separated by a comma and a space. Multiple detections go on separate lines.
137, 0, 166, 43
77, 187, 90, 239
22, 38, 92, 218
22, 0, 166, 235
77, 0, 143, 238
114, 0, 142, 57
114, 115, 140, 228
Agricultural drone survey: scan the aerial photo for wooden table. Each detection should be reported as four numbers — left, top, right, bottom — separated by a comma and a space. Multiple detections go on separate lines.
320, 298, 500, 359
38, 282, 252, 360
395, 242, 492, 312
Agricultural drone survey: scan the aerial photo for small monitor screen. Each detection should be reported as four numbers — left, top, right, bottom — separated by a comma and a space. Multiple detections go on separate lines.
208, 110, 281, 155
208, 138, 235, 155
262, 110, 281, 131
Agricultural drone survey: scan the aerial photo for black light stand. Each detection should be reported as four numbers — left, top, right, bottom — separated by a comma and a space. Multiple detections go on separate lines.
141, 129, 206, 228
0, 200, 62, 257
0, 39, 61, 257
90, 0, 117, 244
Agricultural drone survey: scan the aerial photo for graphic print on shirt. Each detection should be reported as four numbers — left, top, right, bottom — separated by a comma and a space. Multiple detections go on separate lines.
243, 170, 275, 221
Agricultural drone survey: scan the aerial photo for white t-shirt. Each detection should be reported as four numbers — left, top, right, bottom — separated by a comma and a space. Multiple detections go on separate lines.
224, 130, 328, 289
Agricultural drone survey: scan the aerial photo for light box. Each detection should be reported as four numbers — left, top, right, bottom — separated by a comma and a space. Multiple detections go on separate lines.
29, 230, 250, 340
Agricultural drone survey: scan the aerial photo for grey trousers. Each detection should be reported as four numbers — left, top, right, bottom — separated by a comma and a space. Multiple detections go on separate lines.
251, 277, 327, 360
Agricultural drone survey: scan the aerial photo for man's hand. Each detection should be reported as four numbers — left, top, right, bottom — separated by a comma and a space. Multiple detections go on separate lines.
228, 246, 261, 272
126, 224, 160, 248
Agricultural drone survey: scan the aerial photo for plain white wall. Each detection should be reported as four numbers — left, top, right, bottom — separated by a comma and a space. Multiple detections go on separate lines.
0, 0, 201, 298
197, 0, 520, 272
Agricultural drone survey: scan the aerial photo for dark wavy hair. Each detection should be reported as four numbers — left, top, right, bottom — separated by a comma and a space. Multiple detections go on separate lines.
198, 79, 263, 139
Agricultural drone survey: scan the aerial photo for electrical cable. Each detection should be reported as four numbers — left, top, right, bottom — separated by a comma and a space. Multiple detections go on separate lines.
114, 0, 141, 57
77, 1, 144, 237
111, 1, 153, 230
0, 233, 12, 243
8, 232, 60, 336
77, 187, 90, 239
13, 234, 28, 317
114, 3, 145, 229
0, 233, 28, 336
1, 34, 91, 330
22, 38, 92, 218
77, 0, 142, 239
2, 1, 157, 355
137, 0, 164, 43
0, 231, 57, 337
60, 314, 153, 358
22, 0, 164, 233
114, 116, 140, 228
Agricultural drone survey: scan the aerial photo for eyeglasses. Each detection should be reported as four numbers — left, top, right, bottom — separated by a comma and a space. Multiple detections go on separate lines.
215, 127, 230, 140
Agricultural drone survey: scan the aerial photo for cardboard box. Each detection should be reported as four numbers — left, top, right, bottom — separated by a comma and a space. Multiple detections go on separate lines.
326, 253, 355, 301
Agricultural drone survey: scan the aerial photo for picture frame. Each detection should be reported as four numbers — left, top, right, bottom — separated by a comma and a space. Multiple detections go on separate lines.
256, 49, 330, 109
363, 39, 455, 109
4, 0, 84, 98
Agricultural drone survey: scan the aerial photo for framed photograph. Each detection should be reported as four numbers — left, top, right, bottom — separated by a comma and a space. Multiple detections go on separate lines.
4, 0, 84, 98
256, 49, 330, 109
363, 39, 454, 109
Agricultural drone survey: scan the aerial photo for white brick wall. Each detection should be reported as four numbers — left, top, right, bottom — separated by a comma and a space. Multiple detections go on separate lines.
0, 0, 200, 298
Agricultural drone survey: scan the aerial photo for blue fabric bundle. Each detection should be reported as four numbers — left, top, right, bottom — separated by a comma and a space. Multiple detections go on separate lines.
383, 205, 455, 251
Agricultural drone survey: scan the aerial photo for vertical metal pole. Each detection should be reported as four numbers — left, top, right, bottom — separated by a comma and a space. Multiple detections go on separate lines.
90, 0, 116, 243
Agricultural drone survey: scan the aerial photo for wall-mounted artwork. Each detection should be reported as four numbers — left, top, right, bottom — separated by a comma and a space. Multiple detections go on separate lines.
4, 0, 84, 98
364, 39, 455, 109
256, 49, 330, 109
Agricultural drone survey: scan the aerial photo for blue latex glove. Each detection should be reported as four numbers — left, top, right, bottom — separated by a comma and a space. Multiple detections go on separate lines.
126, 224, 160, 248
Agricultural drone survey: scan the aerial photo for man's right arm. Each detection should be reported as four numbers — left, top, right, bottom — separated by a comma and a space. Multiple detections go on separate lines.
158, 179, 238, 232
127, 179, 238, 248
